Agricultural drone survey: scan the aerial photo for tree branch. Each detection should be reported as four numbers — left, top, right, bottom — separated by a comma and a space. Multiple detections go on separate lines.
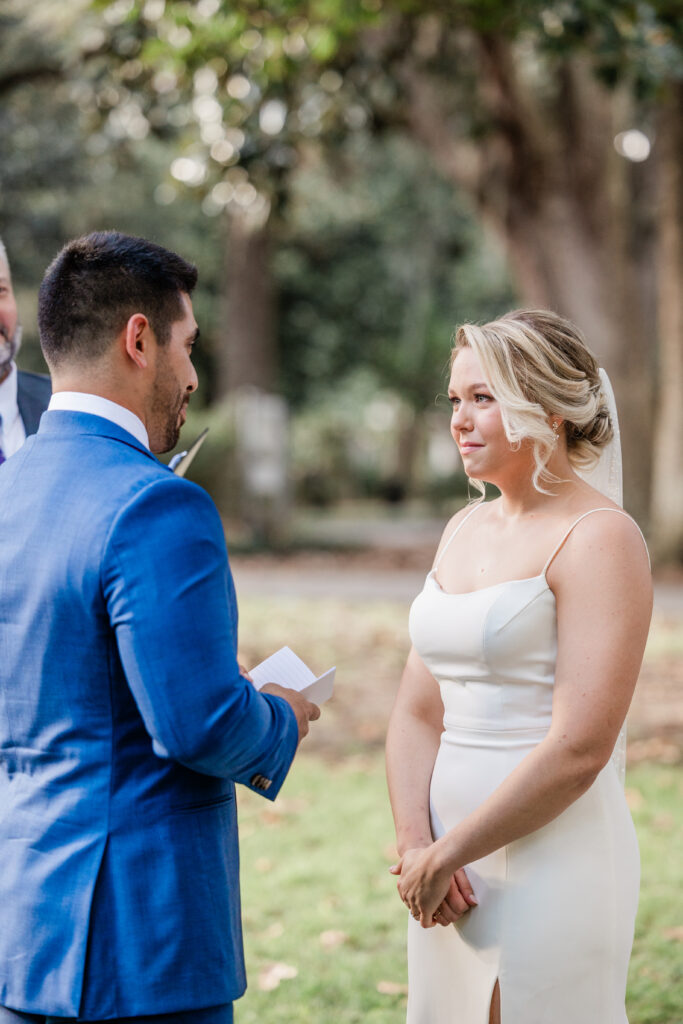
0, 65, 63, 99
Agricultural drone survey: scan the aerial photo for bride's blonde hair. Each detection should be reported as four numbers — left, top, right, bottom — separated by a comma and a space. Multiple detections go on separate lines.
452, 309, 613, 493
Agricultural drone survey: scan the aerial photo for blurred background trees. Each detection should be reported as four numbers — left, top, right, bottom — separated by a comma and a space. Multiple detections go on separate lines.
1, 0, 681, 557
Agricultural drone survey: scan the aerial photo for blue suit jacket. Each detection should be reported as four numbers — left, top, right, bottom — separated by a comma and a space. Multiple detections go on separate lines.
0, 411, 299, 1018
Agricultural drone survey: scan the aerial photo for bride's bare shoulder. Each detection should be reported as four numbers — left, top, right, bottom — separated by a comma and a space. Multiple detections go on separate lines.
551, 506, 651, 587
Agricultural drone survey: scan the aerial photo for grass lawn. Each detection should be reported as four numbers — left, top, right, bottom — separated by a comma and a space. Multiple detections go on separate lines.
233, 593, 682, 1021
235, 753, 683, 1024
627, 764, 683, 1024
237, 752, 404, 1023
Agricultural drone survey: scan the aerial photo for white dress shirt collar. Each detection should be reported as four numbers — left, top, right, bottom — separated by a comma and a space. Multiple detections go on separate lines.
0, 361, 19, 425
48, 392, 150, 450
0, 362, 27, 457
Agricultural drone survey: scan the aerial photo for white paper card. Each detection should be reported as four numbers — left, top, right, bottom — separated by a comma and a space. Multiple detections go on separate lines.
250, 646, 335, 705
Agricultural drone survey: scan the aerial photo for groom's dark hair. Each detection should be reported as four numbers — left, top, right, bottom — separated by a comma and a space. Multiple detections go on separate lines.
38, 231, 197, 366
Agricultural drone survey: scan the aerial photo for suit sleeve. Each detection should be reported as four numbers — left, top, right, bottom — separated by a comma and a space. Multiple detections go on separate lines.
101, 475, 299, 799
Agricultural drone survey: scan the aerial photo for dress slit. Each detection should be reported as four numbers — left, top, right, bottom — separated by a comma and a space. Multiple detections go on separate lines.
488, 978, 501, 1024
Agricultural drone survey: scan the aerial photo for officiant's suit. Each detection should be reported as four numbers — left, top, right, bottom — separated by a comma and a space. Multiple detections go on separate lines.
0, 368, 51, 459
17, 368, 51, 436
0, 409, 299, 1018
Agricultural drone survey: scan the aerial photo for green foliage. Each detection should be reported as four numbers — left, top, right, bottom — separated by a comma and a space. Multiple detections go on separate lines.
393, 0, 683, 89
276, 131, 515, 411
1, 0, 515, 438
3, 0, 682, 511
77, 0, 680, 227
81, 0, 384, 205
165, 401, 242, 513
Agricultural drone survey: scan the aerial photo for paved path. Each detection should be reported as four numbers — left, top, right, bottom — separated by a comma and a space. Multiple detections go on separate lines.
232, 511, 683, 616
231, 559, 682, 617
231, 563, 423, 602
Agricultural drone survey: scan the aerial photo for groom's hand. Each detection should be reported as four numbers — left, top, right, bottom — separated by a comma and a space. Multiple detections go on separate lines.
261, 683, 321, 744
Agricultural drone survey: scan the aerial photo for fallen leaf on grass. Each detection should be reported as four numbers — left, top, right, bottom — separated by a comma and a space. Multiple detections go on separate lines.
260, 922, 284, 939
662, 926, 683, 941
258, 962, 298, 991
377, 980, 409, 996
358, 722, 384, 742
628, 738, 681, 765
255, 857, 272, 873
319, 929, 348, 949
342, 754, 377, 774
259, 810, 285, 826
624, 787, 644, 810
318, 895, 342, 911
259, 812, 284, 826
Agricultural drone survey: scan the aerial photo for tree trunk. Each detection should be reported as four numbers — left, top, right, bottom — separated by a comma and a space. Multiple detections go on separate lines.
215, 204, 277, 398
399, 40, 656, 523
393, 221, 437, 495
651, 82, 683, 560
501, 169, 655, 519
215, 204, 290, 545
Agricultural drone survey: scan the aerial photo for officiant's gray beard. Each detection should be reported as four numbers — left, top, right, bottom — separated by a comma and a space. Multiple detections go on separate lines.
0, 322, 21, 368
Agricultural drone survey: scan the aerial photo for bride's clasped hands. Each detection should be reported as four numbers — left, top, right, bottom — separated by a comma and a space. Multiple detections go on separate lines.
390, 845, 478, 928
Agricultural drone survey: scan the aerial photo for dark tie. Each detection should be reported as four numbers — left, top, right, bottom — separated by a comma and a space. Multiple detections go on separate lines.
0, 412, 6, 465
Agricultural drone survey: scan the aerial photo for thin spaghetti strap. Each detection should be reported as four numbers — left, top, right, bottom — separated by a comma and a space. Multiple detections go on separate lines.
434, 502, 485, 570
543, 507, 650, 574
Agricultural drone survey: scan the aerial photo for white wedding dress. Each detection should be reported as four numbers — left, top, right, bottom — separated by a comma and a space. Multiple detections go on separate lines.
406, 504, 643, 1024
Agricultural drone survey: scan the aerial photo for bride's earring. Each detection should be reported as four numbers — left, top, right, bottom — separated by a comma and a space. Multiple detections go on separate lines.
551, 421, 560, 444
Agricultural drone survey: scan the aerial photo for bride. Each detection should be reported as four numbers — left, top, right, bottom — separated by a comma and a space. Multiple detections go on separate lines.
386, 309, 652, 1024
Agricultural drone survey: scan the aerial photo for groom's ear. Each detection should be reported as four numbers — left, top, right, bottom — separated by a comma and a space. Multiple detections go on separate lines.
122, 313, 153, 370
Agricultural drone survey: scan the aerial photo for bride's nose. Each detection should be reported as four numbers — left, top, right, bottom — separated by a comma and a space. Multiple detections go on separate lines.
451, 402, 472, 433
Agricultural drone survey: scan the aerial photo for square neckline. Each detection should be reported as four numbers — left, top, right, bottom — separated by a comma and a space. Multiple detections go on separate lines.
427, 567, 552, 599
429, 503, 643, 598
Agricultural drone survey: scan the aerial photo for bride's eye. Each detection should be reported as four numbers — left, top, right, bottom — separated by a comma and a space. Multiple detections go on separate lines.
474, 393, 492, 403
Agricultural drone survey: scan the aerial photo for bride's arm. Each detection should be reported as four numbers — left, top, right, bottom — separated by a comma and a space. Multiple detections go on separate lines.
396, 512, 652, 926
386, 503, 476, 856
386, 646, 444, 857
386, 648, 477, 925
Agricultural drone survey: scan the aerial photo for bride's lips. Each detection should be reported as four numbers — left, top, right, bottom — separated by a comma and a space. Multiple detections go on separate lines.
459, 443, 483, 453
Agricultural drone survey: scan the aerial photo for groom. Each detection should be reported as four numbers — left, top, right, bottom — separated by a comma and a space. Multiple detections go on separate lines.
0, 232, 320, 1024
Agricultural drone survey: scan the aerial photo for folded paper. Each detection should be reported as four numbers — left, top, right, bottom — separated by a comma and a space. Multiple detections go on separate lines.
250, 646, 335, 705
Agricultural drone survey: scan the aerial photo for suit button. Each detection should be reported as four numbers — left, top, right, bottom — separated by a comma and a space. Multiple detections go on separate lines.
251, 773, 272, 791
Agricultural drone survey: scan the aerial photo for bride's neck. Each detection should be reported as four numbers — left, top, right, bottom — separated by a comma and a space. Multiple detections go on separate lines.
493, 450, 582, 519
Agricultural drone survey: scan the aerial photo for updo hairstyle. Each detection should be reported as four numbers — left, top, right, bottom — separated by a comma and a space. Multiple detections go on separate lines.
452, 309, 614, 492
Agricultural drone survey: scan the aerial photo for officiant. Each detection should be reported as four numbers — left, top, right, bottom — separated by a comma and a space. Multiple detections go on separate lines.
0, 236, 51, 461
